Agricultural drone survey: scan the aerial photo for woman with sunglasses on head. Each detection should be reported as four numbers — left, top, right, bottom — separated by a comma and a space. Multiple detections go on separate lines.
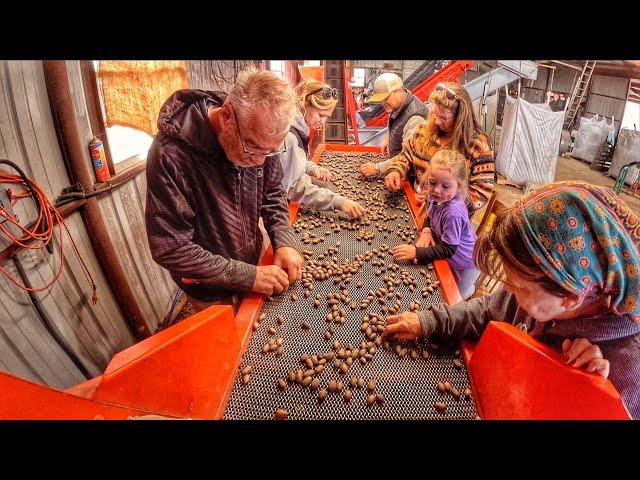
384, 181, 640, 419
384, 82, 496, 223
278, 79, 366, 218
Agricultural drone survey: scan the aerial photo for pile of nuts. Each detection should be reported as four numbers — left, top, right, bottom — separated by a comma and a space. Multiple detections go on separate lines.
229, 152, 476, 420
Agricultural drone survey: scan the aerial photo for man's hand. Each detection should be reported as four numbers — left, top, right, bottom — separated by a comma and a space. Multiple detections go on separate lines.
392, 244, 417, 262
383, 311, 424, 341
384, 171, 402, 191
342, 199, 366, 219
415, 228, 435, 248
360, 162, 378, 177
274, 246, 303, 283
314, 167, 333, 181
381, 134, 389, 156
252, 265, 290, 296
562, 338, 610, 378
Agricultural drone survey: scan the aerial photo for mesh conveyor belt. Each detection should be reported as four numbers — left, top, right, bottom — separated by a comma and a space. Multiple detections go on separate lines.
223, 151, 477, 420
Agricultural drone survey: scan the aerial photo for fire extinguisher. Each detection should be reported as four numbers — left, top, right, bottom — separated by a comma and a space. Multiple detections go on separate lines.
89, 137, 111, 182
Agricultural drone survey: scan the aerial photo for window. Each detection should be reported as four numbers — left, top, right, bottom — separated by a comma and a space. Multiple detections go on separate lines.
621, 101, 640, 131
268, 60, 285, 79
84, 61, 188, 178
351, 68, 365, 87
303, 60, 321, 66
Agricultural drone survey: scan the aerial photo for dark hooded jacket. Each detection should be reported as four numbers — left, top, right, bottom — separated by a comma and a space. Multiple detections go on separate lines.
145, 89, 296, 301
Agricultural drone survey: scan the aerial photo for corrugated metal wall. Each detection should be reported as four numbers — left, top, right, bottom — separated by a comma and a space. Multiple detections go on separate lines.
585, 75, 628, 134
0, 60, 136, 389
66, 61, 176, 334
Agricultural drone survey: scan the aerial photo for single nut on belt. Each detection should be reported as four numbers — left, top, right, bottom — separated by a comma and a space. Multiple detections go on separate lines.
421, 350, 430, 360
328, 380, 338, 393
434, 402, 448, 414
301, 321, 311, 330
375, 394, 385, 405
277, 379, 287, 390
437, 382, 447, 394
274, 409, 288, 420
241, 365, 252, 375
288, 372, 296, 383
453, 359, 463, 370
367, 379, 377, 393
443, 381, 452, 392
344, 389, 353, 402
450, 387, 461, 400
276, 315, 284, 325
318, 388, 328, 401
349, 377, 358, 388
310, 378, 321, 390
366, 394, 377, 406
261, 344, 270, 354
302, 376, 313, 388
258, 313, 266, 322
276, 346, 284, 357
268, 327, 276, 335
303, 369, 315, 378
242, 374, 251, 385
463, 388, 473, 399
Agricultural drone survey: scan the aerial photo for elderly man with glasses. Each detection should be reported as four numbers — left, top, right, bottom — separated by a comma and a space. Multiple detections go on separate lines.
145, 67, 303, 313
359, 72, 430, 184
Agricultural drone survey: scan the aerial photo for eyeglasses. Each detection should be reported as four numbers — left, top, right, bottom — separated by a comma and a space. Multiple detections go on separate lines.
306, 86, 339, 101
435, 83, 459, 101
229, 104, 287, 160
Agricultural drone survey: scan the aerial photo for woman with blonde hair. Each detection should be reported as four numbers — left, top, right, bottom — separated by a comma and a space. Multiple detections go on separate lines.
279, 78, 365, 218
384, 82, 496, 218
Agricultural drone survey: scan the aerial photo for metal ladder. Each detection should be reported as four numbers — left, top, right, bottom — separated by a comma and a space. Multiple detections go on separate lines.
563, 60, 597, 130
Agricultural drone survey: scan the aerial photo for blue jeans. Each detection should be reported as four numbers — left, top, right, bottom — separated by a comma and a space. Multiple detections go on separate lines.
452, 267, 480, 300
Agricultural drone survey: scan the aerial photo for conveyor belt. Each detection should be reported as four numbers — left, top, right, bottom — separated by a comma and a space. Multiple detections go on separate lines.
223, 151, 477, 419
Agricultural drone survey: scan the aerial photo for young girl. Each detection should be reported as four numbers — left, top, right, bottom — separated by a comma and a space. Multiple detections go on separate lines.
392, 149, 479, 299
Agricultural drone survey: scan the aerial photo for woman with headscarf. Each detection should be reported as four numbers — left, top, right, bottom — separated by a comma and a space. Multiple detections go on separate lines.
383, 181, 640, 419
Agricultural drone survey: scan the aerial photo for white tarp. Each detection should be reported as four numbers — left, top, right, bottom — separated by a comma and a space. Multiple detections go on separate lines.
496, 96, 564, 186
571, 115, 613, 163
608, 128, 640, 185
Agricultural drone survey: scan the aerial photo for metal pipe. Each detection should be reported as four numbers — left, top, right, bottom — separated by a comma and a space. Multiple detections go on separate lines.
42, 61, 151, 340
12, 254, 92, 379
550, 60, 584, 72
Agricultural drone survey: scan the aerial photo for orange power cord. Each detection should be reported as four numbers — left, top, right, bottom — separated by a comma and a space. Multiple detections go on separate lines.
0, 170, 98, 304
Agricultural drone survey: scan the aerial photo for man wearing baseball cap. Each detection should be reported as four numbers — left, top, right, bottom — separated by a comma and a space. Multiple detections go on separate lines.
360, 72, 428, 184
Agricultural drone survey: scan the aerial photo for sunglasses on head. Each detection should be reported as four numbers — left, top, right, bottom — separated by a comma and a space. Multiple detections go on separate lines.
306, 86, 339, 101
435, 83, 459, 101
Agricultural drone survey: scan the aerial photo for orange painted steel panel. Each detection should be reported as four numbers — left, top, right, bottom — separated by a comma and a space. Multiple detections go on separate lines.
92, 305, 241, 419
468, 322, 631, 419
0, 371, 153, 420
298, 65, 324, 82
366, 61, 475, 127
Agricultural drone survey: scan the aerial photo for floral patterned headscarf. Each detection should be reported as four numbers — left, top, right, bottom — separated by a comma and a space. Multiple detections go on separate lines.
513, 181, 640, 321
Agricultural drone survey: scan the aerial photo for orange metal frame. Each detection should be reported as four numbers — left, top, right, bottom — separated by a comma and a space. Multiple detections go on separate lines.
0, 143, 629, 419
365, 60, 475, 127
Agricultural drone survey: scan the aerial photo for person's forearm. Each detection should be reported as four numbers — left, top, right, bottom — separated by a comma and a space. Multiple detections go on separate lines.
418, 287, 518, 341
288, 174, 345, 211
150, 237, 257, 291
415, 242, 457, 263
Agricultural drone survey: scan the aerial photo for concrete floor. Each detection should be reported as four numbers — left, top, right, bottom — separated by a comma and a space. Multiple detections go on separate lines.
490, 154, 640, 212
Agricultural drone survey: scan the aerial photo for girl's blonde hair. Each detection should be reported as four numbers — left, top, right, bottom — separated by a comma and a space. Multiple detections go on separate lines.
421, 149, 469, 200
294, 78, 338, 113
424, 82, 485, 157
417, 149, 469, 222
